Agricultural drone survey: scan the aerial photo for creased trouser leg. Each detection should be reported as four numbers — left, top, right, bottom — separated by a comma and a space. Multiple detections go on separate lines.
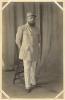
23, 60, 31, 89
23, 60, 37, 89
30, 61, 36, 85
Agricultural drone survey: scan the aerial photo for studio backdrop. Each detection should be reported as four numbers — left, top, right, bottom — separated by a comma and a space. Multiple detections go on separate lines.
2, 2, 63, 83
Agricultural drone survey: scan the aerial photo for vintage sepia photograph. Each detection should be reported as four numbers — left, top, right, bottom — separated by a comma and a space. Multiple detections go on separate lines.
2, 1, 63, 99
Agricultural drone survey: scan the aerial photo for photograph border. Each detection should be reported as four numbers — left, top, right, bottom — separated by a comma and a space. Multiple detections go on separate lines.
0, 0, 64, 100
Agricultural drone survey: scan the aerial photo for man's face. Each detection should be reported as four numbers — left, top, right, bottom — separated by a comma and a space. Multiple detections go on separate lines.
27, 15, 36, 25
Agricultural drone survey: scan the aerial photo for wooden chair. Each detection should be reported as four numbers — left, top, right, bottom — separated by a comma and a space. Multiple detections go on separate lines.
13, 59, 24, 84
13, 44, 24, 84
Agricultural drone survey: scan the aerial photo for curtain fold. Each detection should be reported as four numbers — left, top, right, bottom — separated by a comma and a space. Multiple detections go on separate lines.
2, 2, 63, 82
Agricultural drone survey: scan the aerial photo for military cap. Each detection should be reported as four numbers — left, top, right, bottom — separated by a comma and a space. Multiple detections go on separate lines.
26, 12, 36, 17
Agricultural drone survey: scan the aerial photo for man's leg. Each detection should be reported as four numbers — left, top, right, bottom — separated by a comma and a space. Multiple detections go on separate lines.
30, 61, 37, 86
23, 60, 31, 90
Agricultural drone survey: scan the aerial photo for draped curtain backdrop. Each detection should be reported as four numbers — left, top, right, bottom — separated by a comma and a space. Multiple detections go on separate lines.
2, 2, 63, 83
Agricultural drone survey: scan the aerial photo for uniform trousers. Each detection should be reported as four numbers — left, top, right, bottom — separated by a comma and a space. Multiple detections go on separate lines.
23, 60, 36, 89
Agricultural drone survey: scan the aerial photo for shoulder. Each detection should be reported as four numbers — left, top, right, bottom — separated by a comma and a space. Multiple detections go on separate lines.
18, 23, 27, 31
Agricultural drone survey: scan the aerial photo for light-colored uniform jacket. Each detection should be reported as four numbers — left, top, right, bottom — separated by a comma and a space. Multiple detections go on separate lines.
16, 23, 41, 61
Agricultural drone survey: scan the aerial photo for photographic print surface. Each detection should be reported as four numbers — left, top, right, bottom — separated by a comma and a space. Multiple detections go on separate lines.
2, 1, 63, 99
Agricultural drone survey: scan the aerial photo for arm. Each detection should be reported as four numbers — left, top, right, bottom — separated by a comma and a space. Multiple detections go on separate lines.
16, 26, 23, 50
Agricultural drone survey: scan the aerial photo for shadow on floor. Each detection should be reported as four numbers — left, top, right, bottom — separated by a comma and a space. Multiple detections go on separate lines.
2, 71, 63, 99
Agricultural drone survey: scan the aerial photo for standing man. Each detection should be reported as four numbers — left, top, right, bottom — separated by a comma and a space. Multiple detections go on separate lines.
16, 12, 41, 93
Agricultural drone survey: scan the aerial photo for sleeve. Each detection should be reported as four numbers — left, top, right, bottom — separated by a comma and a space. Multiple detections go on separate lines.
16, 26, 23, 49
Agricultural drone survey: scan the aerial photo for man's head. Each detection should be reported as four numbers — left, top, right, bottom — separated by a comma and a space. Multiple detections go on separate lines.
26, 12, 36, 26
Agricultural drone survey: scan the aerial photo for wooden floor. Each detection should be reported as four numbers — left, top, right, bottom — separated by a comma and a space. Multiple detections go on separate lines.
2, 71, 63, 99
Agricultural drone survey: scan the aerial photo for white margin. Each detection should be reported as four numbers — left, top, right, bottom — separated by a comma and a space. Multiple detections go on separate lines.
1, 0, 64, 100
